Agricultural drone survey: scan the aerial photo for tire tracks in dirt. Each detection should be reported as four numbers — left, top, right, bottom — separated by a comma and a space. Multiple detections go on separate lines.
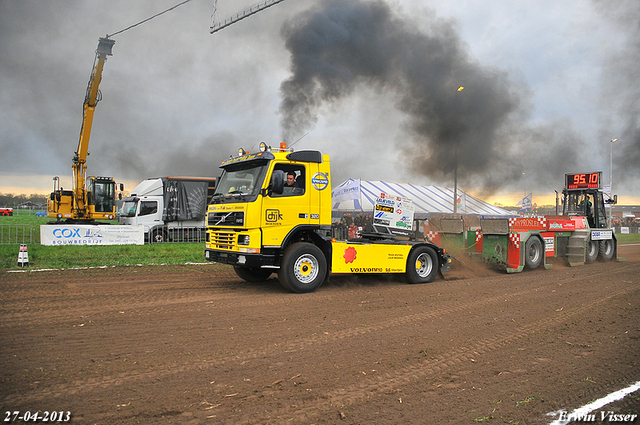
239, 285, 640, 424
3, 262, 636, 409
0, 260, 630, 326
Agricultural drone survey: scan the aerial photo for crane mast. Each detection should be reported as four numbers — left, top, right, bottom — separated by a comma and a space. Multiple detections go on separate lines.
210, 0, 286, 34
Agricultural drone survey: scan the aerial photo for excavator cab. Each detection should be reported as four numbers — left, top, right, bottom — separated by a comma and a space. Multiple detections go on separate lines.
86, 176, 116, 214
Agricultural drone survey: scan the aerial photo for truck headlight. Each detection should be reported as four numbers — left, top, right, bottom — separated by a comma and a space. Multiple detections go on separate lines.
238, 235, 250, 245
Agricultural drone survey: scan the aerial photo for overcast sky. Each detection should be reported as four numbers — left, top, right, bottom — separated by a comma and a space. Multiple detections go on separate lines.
1, 0, 638, 204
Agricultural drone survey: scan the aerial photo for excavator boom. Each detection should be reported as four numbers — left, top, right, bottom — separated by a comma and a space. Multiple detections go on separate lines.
74, 37, 114, 165
47, 37, 118, 223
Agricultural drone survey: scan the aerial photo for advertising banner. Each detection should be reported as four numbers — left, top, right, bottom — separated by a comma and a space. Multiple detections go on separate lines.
373, 192, 415, 235
40, 225, 144, 246
332, 178, 361, 204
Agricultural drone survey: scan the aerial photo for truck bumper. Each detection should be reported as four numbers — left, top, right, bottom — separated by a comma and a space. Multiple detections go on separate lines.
205, 249, 278, 269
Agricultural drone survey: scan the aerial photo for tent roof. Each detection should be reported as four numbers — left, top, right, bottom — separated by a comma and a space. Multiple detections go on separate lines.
332, 179, 511, 216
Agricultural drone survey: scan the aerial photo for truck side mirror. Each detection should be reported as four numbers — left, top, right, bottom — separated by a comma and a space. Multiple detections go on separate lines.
270, 170, 284, 195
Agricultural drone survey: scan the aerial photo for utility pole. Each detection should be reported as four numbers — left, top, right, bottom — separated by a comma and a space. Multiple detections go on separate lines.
453, 147, 458, 214
609, 138, 617, 228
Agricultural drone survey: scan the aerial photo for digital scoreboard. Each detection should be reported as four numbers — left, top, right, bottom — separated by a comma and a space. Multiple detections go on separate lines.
565, 172, 602, 190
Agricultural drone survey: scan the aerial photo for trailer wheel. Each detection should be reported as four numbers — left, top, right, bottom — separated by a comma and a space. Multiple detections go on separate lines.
234, 266, 272, 282
405, 246, 438, 284
598, 239, 615, 261
585, 238, 598, 264
524, 237, 543, 270
151, 229, 167, 244
278, 242, 326, 293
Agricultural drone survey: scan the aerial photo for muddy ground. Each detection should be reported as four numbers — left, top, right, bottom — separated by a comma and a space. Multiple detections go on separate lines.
1, 245, 639, 424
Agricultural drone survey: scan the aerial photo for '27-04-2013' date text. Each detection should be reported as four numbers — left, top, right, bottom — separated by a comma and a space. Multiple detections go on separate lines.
4, 411, 71, 422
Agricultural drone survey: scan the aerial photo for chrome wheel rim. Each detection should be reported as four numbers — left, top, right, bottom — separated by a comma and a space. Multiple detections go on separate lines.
294, 254, 319, 284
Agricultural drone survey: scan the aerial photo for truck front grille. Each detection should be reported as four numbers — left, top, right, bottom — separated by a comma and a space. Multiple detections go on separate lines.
208, 211, 244, 226
210, 232, 236, 250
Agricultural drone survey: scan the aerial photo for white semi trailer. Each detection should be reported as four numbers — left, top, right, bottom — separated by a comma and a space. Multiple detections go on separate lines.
119, 176, 216, 243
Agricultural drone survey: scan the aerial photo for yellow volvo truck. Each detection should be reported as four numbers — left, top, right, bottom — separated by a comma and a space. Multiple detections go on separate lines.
205, 143, 452, 293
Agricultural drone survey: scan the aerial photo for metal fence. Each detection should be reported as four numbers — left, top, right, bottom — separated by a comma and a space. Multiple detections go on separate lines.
149, 226, 207, 244
0, 224, 37, 244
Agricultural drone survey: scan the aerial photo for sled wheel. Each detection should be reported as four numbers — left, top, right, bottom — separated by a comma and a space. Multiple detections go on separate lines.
597, 239, 615, 261
278, 242, 326, 293
405, 246, 438, 284
585, 238, 598, 264
524, 237, 543, 270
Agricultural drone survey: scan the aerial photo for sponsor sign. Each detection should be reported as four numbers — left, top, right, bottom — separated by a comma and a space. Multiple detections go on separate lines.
547, 219, 575, 231
332, 178, 360, 203
542, 232, 555, 256
509, 217, 546, 231
374, 192, 414, 233
40, 225, 144, 246
591, 230, 613, 240
220, 151, 272, 166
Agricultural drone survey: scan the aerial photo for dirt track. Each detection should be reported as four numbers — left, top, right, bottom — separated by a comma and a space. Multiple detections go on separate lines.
1, 246, 639, 424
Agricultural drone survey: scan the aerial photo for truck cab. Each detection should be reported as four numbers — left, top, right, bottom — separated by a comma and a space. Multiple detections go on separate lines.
563, 189, 609, 229
205, 143, 451, 293
206, 145, 332, 271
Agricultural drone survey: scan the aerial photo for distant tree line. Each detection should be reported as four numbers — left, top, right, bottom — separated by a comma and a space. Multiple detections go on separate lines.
0, 193, 48, 208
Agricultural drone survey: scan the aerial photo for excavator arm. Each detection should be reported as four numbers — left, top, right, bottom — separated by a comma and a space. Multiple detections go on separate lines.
72, 37, 115, 214
48, 37, 117, 222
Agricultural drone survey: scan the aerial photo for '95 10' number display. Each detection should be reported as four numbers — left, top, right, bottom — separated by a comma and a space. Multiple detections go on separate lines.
566, 172, 601, 190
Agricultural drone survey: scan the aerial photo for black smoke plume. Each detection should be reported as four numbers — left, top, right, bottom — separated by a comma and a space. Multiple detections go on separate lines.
278, 0, 581, 192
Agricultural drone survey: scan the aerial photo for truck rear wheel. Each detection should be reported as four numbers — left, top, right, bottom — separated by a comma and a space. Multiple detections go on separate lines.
405, 246, 438, 284
278, 242, 326, 293
586, 238, 598, 264
524, 237, 543, 270
598, 239, 615, 261
234, 266, 272, 282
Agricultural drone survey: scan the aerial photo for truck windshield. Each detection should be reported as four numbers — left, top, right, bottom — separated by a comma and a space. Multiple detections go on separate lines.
120, 199, 138, 217
564, 192, 592, 216
211, 161, 269, 204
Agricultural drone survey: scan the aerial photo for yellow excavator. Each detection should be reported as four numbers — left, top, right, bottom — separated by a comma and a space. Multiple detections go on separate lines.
48, 37, 120, 223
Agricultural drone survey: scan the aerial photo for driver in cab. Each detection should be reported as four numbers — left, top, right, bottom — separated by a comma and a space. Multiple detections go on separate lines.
283, 171, 301, 194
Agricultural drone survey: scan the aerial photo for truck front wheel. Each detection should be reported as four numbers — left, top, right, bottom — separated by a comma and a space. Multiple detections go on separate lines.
406, 246, 438, 284
234, 266, 272, 282
278, 242, 327, 293
151, 229, 167, 244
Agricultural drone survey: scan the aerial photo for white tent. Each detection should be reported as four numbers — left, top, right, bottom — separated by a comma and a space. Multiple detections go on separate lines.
332, 179, 511, 216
